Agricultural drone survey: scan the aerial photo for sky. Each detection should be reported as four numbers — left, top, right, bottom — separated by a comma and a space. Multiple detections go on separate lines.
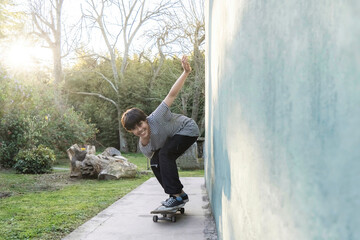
0, 0, 202, 74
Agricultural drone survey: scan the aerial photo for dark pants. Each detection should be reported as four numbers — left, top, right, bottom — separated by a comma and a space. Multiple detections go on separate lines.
150, 135, 198, 195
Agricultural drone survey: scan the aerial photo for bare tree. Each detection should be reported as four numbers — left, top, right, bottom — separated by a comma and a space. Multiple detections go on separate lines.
139, 0, 205, 135
168, 0, 205, 135
181, 0, 205, 122
140, 22, 182, 90
76, 0, 174, 152
115, 0, 175, 78
29, 0, 64, 85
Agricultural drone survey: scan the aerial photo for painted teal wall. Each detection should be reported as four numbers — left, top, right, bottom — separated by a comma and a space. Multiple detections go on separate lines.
205, 0, 360, 239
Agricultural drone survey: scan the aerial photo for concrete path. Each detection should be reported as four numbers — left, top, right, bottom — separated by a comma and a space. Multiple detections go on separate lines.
63, 177, 213, 240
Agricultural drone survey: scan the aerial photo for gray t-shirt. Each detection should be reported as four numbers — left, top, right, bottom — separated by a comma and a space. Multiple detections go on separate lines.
139, 101, 199, 158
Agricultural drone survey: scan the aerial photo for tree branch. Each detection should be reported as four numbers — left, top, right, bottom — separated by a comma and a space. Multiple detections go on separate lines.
94, 71, 119, 94
71, 91, 118, 109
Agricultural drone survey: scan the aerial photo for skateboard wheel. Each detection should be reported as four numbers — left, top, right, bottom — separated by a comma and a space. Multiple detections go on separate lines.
180, 208, 185, 214
171, 216, 176, 222
153, 215, 158, 222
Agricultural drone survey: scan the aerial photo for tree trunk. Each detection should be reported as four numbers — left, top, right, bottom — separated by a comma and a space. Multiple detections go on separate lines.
191, 39, 204, 122
118, 111, 128, 152
181, 93, 188, 116
120, 45, 129, 79
53, 42, 63, 84
191, 68, 201, 121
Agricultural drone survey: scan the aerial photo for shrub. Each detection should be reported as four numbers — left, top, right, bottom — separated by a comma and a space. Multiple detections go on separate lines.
43, 107, 98, 154
0, 76, 98, 167
0, 111, 29, 168
14, 145, 56, 174
0, 141, 19, 168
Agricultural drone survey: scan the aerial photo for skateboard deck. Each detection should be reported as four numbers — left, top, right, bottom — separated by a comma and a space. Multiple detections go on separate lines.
150, 204, 185, 222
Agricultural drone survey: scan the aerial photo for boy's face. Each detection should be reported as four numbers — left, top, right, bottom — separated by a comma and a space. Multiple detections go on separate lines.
129, 120, 150, 139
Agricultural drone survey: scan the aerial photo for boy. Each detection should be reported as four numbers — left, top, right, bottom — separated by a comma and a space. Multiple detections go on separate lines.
121, 56, 199, 208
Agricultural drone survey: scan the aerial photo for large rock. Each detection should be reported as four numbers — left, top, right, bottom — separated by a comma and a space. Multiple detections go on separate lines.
176, 142, 204, 170
98, 158, 138, 180
67, 144, 137, 179
101, 147, 122, 157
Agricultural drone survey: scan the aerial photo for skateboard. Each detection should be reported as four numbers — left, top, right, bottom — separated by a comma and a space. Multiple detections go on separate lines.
150, 204, 185, 222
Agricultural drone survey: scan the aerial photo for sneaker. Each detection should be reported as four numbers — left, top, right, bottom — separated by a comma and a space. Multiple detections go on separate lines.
161, 196, 171, 205
162, 195, 184, 208
161, 192, 189, 205
180, 192, 189, 203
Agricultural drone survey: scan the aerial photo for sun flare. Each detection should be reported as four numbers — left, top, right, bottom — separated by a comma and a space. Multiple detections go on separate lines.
2, 39, 52, 71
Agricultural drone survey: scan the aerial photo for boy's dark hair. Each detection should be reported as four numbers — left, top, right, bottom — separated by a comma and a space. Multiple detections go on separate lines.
121, 108, 148, 131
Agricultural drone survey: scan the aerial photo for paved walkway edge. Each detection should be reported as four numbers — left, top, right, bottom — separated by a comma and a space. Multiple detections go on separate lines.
62, 177, 217, 240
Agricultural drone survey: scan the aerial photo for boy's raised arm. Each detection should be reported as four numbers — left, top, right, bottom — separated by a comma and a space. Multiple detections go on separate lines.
163, 56, 192, 107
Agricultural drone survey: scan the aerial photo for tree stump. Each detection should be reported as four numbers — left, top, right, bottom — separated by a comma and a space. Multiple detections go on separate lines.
67, 145, 137, 179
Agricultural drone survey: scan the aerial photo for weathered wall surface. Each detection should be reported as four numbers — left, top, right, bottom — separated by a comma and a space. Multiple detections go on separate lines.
205, 0, 360, 239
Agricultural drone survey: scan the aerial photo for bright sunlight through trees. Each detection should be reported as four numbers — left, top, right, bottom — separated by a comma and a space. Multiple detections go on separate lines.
2, 39, 52, 71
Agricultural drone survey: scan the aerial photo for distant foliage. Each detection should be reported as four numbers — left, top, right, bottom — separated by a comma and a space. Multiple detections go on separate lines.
65, 55, 205, 151
14, 145, 55, 174
0, 70, 98, 169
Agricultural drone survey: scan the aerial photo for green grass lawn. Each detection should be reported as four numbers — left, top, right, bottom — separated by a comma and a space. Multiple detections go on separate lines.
0, 153, 203, 240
